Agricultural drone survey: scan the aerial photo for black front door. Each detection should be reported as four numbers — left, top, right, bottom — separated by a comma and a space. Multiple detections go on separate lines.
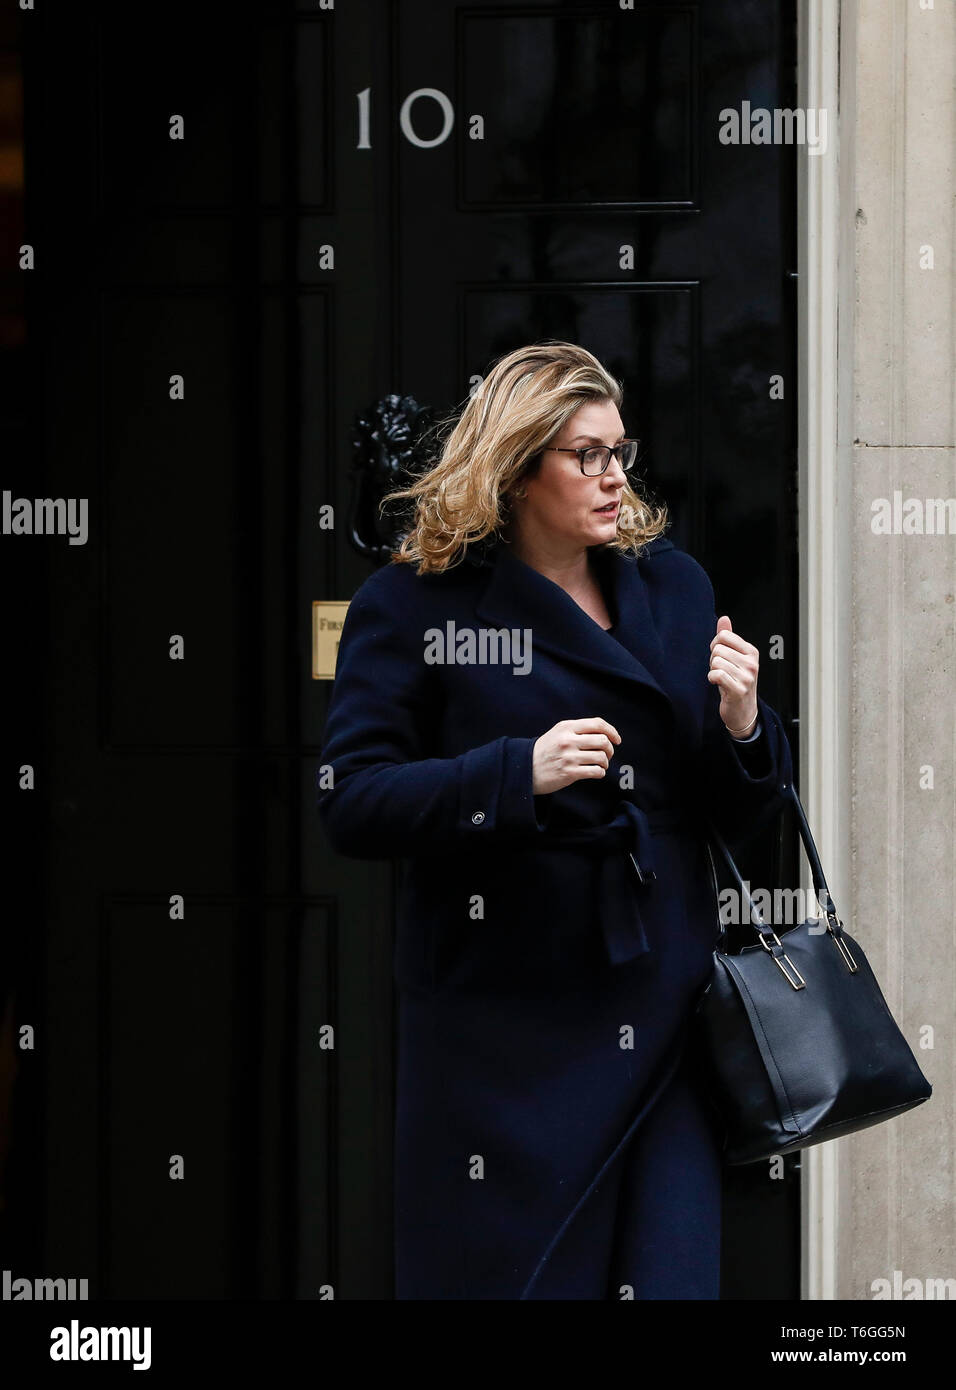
6, 0, 798, 1300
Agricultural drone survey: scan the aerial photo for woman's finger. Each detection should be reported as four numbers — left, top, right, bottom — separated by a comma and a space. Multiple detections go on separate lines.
710, 644, 758, 674
575, 735, 615, 753
710, 652, 755, 684
710, 629, 757, 657
707, 667, 748, 697
710, 648, 751, 677
569, 717, 621, 743
573, 749, 609, 769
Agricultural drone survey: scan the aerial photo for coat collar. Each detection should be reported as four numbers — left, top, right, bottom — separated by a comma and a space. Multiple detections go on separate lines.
473, 537, 676, 714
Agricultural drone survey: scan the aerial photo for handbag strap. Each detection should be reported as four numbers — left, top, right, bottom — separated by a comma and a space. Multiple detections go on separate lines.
706, 782, 843, 943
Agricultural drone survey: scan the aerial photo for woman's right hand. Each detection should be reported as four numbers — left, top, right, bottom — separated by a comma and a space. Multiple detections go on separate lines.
531, 718, 622, 795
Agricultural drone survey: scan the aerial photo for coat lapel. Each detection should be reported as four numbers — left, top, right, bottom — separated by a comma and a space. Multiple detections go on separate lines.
473, 538, 675, 714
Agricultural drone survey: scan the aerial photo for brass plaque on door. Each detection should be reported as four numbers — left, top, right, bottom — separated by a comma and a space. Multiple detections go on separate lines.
312, 601, 350, 680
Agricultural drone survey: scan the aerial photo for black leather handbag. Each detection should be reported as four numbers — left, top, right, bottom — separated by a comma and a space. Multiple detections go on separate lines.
693, 783, 932, 1165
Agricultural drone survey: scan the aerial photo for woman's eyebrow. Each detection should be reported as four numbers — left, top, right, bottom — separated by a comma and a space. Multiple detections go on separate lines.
570, 433, 626, 444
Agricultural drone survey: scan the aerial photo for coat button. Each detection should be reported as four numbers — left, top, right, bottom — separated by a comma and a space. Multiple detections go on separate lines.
471, 811, 485, 825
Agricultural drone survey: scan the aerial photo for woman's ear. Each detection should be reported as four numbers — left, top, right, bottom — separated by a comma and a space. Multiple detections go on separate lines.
508, 450, 542, 503
523, 451, 543, 481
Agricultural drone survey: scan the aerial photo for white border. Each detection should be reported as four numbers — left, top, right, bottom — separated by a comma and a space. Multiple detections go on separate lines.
797, 0, 853, 1302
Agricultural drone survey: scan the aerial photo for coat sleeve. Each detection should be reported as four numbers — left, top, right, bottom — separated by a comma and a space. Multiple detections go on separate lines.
316, 568, 551, 859
692, 575, 795, 852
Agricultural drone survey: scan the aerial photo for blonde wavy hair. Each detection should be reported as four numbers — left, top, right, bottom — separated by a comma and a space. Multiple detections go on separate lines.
381, 340, 669, 573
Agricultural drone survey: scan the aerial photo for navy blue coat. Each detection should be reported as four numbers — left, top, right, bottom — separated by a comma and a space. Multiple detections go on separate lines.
317, 536, 793, 1299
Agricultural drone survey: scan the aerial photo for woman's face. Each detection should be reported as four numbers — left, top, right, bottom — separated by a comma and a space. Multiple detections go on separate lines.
509, 398, 630, 553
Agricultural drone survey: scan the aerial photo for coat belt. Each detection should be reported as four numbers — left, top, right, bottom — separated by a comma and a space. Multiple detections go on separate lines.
541, 801, 697, 967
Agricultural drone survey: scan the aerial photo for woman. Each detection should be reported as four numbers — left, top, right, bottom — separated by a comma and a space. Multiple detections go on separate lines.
318, 341, 793, 1300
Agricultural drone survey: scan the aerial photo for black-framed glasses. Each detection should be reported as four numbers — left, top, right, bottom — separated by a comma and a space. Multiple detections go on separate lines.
539, 438, 640, 477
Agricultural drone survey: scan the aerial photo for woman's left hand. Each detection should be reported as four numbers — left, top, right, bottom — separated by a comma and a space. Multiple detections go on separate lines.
708, 615, 760, 739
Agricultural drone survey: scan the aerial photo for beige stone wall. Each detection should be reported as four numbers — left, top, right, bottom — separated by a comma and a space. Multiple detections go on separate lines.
838, 0, 956, 1300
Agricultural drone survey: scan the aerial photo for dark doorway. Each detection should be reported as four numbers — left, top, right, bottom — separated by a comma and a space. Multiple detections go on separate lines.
5, 0, 799, 1300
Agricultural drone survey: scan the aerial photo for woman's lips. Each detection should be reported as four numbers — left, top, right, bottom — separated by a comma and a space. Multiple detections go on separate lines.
594, 502, 619, 514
